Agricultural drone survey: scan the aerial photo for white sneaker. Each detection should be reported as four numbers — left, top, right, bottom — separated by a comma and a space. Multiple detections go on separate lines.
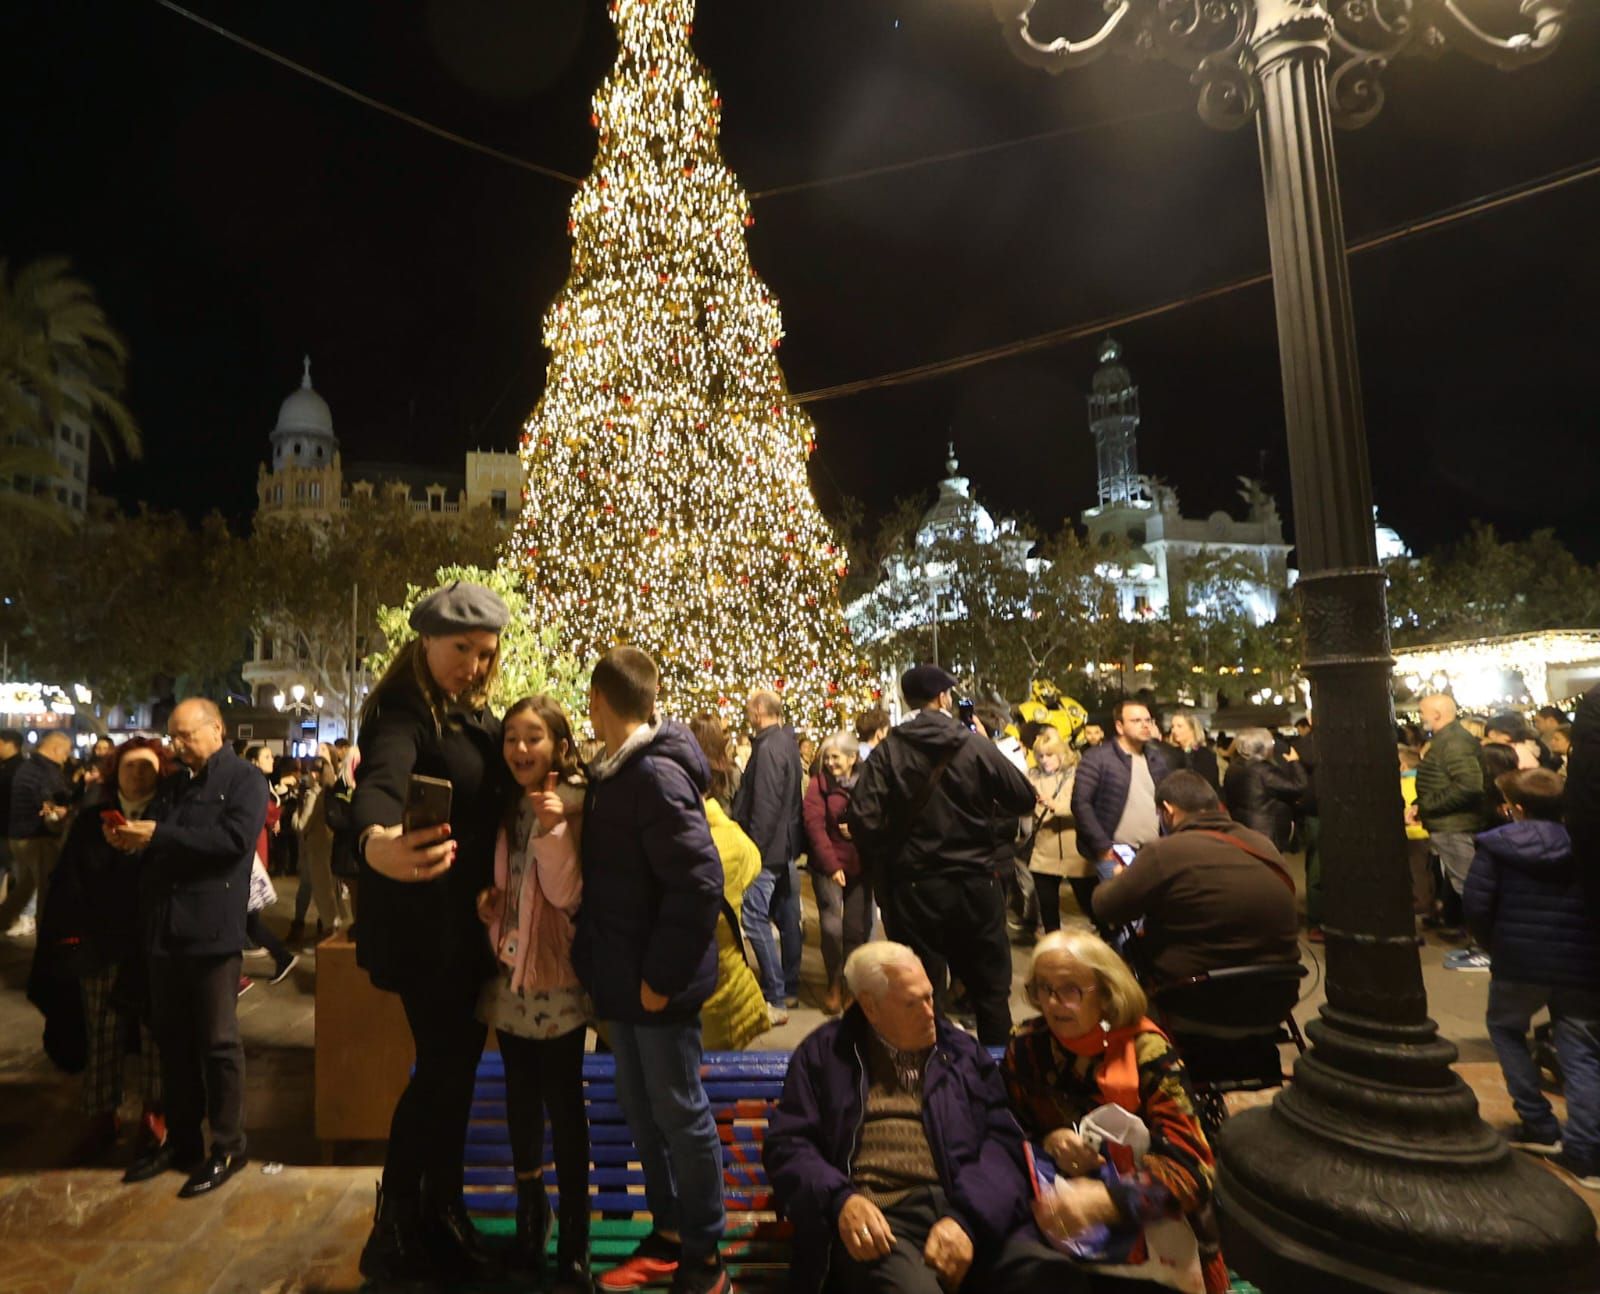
5, 914, 36, 938
768, 1004, 790, 1027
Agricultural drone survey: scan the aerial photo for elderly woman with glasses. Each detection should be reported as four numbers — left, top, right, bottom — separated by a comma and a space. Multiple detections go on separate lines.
1002, 929, 1230, 1294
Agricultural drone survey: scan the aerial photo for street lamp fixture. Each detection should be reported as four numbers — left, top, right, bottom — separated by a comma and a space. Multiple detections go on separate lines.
983, 2, 1591, 1290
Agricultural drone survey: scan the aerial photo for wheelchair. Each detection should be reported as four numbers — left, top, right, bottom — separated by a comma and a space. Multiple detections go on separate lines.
1149, 962, 1309, 1138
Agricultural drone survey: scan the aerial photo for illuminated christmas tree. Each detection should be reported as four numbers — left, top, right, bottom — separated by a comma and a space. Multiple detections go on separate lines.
511, 0, 866, 728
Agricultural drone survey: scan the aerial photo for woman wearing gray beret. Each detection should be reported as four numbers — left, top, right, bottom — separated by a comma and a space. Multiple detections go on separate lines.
349, 580, 514, 1285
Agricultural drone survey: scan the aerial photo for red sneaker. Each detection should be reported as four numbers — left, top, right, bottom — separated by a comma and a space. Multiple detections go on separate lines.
237, 976, 255, 997
597, 1231, 681, 1290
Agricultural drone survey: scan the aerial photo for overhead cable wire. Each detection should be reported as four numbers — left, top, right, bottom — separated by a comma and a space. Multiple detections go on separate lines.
789, 154, 1600, 406
747, 104, 1186, 199
153, 0, 585, 185
152, 0, 1180, 200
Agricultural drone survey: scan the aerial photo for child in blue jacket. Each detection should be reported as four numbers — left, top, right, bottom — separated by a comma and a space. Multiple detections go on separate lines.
1465, 768, 1600, 1190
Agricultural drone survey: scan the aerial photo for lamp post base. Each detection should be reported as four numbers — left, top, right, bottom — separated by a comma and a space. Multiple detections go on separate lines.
1215, 1012, 1599, 1293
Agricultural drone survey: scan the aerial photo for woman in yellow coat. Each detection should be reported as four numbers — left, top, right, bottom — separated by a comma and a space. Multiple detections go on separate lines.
690, 715, 773, 1052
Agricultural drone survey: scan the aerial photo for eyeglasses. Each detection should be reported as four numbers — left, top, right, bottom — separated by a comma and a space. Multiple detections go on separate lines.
1033, 981, 1096, 1006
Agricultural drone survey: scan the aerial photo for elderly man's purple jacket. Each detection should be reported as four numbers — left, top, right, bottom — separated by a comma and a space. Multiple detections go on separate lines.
764, 1006, 1034, 1294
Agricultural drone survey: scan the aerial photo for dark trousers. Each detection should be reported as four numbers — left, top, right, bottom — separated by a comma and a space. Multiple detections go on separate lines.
832, 1186, 1085, 1294
1033, 873, 1067, 933
814, 870, 874, 986
385, 969, 487, 1201
244, 910, 292, 966
497, 1026, 590, 1245
149, 952, 245, 1158
895, 871, 1013, 1046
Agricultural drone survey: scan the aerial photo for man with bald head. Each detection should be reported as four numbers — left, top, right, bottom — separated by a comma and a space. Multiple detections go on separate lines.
111, 698, 267, 1197
1416, 694, 1488, 925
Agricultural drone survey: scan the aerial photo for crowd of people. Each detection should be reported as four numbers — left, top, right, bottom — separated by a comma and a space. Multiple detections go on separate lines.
4, 574, 1597, 1292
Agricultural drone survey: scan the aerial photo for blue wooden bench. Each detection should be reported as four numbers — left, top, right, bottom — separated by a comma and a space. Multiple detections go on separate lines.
465, 1050, 794, 1288
464, 1048, 1263, 1292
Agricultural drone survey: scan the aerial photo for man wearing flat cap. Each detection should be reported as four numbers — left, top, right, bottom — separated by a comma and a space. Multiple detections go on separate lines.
845, 666, 1036, 1045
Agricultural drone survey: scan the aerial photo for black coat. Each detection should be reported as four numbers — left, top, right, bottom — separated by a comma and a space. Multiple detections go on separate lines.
0, 752, 24, 837
352, 680, 505, 993
1568, 683, 1600, 923
571, 721, 722, 1025
140, 748, 269, 957
46, 790, 159, 972
1222, 757, 1307, 855
731, 723, 803, 871
9, 753, 68, 841
1176, 745, 1221, 796
845, 709, 1036, 879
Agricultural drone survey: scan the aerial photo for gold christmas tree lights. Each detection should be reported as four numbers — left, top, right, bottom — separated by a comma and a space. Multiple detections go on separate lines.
510, 0, 868, 729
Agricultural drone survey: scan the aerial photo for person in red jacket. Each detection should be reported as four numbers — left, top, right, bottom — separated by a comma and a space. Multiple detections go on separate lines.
803, 731, 870, 1015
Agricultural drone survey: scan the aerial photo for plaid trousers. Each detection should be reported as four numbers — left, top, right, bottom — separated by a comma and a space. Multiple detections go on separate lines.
80, 966, 161, 1117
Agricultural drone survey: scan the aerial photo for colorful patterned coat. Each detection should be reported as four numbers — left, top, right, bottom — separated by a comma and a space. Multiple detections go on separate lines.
1002, 1015, 1231, 1294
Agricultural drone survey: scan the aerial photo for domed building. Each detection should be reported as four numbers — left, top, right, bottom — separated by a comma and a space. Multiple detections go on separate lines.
257, 357, 343, 516
255, 357, 525, 523
244, 357, 525, 746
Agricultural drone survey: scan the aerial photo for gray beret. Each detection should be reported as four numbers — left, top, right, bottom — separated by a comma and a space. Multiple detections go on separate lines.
409, 581, 510, 636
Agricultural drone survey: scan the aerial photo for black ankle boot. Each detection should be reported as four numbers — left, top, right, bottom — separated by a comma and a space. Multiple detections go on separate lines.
358, 1183, 432, 1286
552, 1213, 593, 1293
507, 1176, 552, 1275
422, 1191, 503, 1282
551, 1253, 594, 1294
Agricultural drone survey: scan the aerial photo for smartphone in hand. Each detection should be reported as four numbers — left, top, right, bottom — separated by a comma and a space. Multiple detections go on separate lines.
403, 774, 453, 833
100, 809, 128, 829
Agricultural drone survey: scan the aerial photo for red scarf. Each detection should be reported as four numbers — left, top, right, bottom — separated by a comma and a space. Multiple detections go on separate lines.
1052, 1017, 1166, 1112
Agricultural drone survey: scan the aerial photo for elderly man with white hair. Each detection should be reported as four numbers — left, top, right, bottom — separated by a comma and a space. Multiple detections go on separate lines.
765, 942, 1080, 1294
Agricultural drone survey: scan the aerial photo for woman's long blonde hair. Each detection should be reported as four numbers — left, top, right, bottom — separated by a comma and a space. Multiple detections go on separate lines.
361, 635, 501, 730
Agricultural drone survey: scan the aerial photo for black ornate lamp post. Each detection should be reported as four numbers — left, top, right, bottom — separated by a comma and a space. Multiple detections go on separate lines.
986, 2, 1596, 1289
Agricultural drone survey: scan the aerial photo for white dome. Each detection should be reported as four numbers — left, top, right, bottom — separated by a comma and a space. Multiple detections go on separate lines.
275, 356, 333, 436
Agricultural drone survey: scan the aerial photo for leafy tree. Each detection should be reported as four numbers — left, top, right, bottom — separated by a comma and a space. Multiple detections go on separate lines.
851, 517, 1132, 706
0, 501, 256, 711
250, 496, 505, 732
0, 257, 141, 473
1386, 523, 1600, 645
369, 563, 590, 724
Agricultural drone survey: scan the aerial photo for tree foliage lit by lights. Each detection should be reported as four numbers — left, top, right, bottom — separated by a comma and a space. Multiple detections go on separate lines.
509, 0, 867, 728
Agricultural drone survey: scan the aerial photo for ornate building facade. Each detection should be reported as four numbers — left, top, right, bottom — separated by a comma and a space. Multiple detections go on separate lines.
243, 358, 522, 738
1079, 338, 1293, 625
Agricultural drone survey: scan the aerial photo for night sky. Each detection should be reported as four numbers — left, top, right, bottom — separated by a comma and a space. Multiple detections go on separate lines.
6, 1, 1598, 559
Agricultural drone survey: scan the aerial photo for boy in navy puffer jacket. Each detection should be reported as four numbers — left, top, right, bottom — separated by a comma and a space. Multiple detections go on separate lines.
1465, 767, 1600, 1191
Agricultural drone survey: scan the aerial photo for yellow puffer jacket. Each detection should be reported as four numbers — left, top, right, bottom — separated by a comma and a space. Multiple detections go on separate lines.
699, 798, 772, 1052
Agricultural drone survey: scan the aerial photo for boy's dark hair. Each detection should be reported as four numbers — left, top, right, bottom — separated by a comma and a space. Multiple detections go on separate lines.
1155, 769, 1221, 815
333, 737, 351, 750
592, 646, 659, 722
1537, 705, 1568, 723
244, 744, 267, 764
1496, 768, 1564, 822
854, 708, 889, 744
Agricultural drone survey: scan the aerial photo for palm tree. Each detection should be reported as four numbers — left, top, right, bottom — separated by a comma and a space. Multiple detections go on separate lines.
0, 256, 142, 479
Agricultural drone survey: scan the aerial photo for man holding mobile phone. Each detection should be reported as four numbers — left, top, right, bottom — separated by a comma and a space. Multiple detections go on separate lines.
1069, 700, 1173, 924
113, 698, 267, 1198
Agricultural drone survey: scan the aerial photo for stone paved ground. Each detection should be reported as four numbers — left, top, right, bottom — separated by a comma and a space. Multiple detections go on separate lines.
1, 852, 1594, 1292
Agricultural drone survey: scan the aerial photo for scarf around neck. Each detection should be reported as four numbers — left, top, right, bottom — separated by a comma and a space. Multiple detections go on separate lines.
1052, 1017, 1166, 1113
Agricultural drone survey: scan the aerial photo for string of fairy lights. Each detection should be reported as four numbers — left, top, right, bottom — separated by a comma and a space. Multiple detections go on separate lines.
511, 0, 871, 727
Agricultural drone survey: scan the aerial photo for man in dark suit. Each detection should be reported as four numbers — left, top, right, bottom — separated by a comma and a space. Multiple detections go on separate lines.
113, 697, 267, 1197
